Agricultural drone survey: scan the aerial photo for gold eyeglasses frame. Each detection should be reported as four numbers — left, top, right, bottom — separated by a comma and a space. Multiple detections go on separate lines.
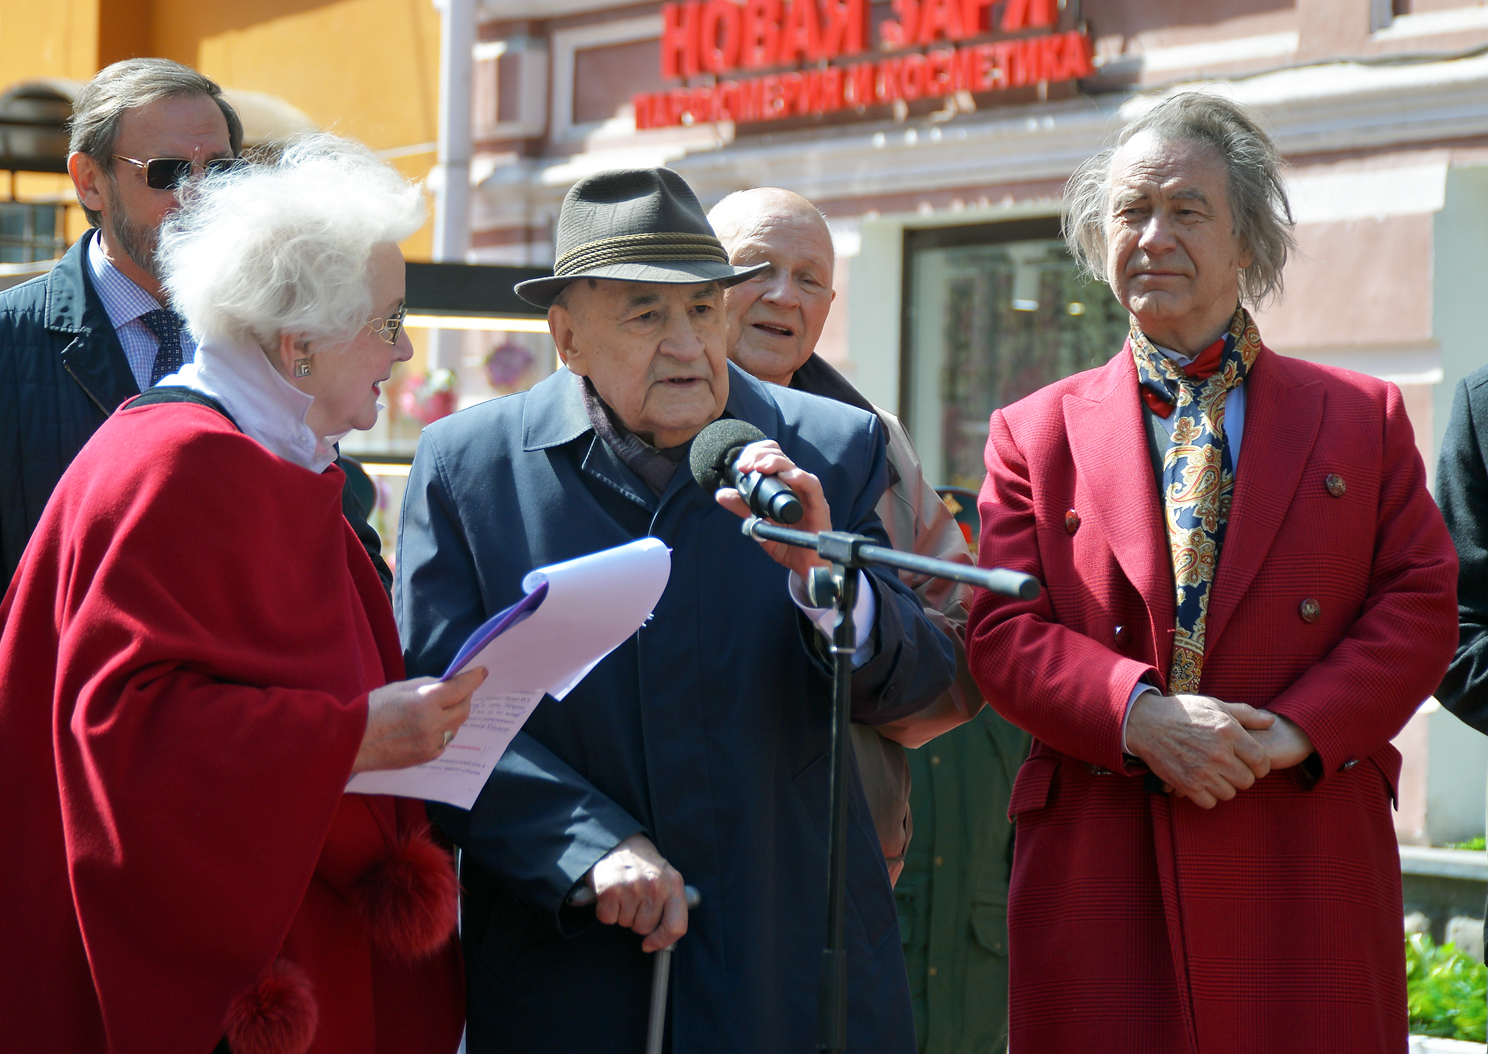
366, 301, 408, 346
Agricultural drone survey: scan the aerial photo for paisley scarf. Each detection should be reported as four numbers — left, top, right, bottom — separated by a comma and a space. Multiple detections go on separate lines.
1129, 306, 1262, 693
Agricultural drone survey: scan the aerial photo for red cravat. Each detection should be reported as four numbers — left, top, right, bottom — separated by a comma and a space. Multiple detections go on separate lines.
1140, 336, 1226, 419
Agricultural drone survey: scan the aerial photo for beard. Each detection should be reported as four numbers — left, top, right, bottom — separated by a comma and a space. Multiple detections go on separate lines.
101, 174, 162, 280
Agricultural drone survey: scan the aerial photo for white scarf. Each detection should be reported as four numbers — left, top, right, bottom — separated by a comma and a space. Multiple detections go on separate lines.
160, 337, 349, 474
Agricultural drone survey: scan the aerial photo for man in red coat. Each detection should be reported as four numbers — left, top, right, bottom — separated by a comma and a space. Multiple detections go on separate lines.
966, 92, 1458, 1053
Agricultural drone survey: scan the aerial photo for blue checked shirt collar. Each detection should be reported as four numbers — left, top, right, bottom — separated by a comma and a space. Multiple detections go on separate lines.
87, 232, 198, 391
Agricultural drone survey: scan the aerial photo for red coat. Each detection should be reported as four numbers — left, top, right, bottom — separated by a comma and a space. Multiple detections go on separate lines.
0, 400, 463, 1054
966, 343, 1457, 1054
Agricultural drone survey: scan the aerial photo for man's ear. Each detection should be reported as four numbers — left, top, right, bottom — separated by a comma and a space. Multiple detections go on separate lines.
1237, 238, 1255, 272
550, 304, 588, 376
68, 152, 107, 215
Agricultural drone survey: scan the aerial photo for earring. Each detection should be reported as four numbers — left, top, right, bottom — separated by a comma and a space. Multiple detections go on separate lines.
294, 358, 312, 378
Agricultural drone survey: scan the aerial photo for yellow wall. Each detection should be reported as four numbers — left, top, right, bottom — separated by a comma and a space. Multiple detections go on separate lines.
152, 0, 443, 259
0, 0, 100, 85
0, 0, 443, 259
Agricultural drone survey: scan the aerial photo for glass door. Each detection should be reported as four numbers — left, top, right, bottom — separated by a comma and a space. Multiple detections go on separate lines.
902, 218, 1131, 490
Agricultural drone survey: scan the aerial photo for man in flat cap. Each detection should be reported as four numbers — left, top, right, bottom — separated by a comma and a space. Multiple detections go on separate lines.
967, 92, 1456, 1052
399, 167, 954, 1053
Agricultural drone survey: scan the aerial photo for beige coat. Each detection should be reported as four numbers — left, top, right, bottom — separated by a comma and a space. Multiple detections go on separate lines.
852, 406, 985, 882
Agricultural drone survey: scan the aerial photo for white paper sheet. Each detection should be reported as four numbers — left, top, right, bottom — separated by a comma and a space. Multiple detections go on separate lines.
346, 537, 671, 808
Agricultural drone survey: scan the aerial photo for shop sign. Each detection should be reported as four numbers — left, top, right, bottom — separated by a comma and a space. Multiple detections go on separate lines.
633, 0, 1094, 129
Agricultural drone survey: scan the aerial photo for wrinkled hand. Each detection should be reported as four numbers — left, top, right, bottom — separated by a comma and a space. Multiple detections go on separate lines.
586, 833, 689, 952
1126, 693, 1273, 809
714, 440, 831, 579
1250, 712, 1315, 770
351, 667, 484, 774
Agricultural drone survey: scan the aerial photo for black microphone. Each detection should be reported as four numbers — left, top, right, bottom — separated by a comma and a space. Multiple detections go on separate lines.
689, 419, 804, 524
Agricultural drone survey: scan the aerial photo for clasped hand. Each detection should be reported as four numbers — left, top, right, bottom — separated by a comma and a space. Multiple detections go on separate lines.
1124, 693, 1314, 810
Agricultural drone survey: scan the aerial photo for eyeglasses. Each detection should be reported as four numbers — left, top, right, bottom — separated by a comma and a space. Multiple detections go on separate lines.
366, 302, 408, 346
110, 154, 246, 190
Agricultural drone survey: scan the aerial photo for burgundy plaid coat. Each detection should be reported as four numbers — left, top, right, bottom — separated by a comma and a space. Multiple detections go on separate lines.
966, 343, 1457, 1054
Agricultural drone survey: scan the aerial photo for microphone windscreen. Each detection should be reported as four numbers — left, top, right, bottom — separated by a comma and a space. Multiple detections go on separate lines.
689, 418, 767, 492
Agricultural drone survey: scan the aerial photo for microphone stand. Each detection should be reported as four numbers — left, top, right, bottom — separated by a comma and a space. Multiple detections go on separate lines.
740, 517, 1039, 1054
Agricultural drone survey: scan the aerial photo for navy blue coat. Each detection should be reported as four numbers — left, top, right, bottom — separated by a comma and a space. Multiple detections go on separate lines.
399, 364, 955, 1054
1438, 364, 1488, 733
0, 229, 387, 592
0, 230, 136, 587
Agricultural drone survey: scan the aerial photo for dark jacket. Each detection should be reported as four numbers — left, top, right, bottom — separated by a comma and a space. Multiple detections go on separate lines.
1438, 365, 1488, 732
898, 711, 1028, 1053
0, 231, 132, 587
0, 229, 388, 592
401, 364, 956, 1054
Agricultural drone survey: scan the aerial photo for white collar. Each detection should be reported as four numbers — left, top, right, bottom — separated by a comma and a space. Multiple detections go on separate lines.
161, 337, 344, 474
1151, 342, 1194, 368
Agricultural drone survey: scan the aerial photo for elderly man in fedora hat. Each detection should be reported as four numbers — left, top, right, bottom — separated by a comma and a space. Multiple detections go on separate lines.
398, 167, 954, 1053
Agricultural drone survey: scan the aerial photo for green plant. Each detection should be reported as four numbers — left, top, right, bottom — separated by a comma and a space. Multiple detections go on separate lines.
1444, 836, 1487, 851
1406, 932, 1487, 1042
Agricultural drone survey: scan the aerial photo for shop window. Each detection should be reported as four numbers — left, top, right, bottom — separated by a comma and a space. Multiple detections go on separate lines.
0, 201, 64, 263
473, 37, 549, 141
902, 218, 1129, 490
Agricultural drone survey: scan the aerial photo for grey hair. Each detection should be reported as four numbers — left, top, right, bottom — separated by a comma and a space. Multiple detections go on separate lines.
157, 133, 425, 348
68, 58, 245, 227
1063, 92, 1296, 307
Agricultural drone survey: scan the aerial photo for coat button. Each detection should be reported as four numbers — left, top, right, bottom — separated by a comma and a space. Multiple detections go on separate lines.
928, 966, 938, 977
1299, 598, 1321, 623
1325, 474, 1346, 498
930, 755, 941, 767
1113, 624, 1132, 647
1065, 509, 1080, 535
934, 856, 944, 867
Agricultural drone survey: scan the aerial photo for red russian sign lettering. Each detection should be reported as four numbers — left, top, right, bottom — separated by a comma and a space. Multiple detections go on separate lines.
644, 0, 1091, 129
701, 0, 743, 72
1000, 0, 1057, 32
634, 29, 1094, 129
663, 0, 870, 76
662, 2, 700, 78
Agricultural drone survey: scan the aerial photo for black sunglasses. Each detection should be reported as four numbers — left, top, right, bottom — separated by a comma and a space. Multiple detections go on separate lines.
110, 154, 247, 190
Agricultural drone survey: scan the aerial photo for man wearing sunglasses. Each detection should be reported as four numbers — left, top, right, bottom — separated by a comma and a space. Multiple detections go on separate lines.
0, 58, 387, 592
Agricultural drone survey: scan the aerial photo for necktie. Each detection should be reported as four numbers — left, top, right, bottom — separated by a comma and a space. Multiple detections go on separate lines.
1129, 306, 1262, 693
141, 308, 187, 387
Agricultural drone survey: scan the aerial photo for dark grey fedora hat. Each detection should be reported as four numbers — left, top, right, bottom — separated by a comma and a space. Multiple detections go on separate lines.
515, 167, 766, 308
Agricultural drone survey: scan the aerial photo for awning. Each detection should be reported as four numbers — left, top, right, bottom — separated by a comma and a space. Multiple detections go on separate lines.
0, 78, 318, 174
0, 80, 73, 174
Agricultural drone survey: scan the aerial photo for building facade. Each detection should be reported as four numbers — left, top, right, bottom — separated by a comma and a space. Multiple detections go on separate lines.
470, 0, 1488, 490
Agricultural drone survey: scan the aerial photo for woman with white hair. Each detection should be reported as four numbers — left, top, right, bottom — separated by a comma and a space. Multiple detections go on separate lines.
0, 135, 480, 1054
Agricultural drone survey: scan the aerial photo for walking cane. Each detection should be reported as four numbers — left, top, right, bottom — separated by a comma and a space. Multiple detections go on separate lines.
568, 883, 702, 1054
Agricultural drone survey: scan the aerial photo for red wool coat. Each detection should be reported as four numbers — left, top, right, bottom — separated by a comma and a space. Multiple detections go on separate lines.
0, 400, 463, 1054
966, 344, 1458, 1054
